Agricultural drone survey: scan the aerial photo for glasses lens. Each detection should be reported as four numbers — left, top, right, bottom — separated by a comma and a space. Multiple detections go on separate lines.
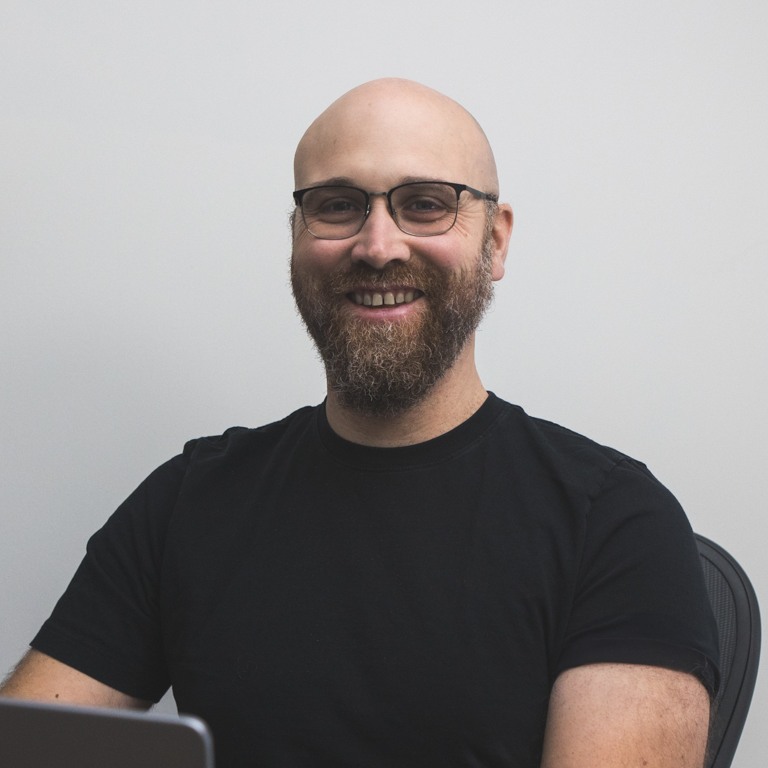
300, 186, 367, 239
391, 182, 459, 235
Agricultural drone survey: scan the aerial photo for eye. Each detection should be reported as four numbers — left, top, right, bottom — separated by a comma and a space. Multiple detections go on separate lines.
303, 188, 366, 222
393, 183, 457, 223
409, 197, 445, 213
322, 198, 358, 214
398, 194, 452, 220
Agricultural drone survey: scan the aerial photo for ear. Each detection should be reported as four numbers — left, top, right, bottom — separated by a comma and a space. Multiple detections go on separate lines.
489, 203, 513, 281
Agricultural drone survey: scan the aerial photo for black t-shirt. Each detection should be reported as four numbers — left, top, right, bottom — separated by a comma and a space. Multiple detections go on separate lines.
32, 394, 719, 767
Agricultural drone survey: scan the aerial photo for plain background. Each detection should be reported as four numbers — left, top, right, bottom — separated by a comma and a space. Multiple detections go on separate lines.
2, 1, 766, 763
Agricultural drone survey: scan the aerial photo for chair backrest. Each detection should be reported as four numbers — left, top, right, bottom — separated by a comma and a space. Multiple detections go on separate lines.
695, 533, 761, 768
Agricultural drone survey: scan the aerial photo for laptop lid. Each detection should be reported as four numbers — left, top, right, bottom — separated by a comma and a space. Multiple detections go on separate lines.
0, 698, 214, 768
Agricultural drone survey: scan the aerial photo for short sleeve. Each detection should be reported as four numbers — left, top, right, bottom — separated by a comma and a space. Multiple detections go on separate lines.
555, 459, 720, 695
30, 449, 191, 702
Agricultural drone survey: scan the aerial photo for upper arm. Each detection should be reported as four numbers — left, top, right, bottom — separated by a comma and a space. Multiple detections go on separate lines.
0, 649, 151, 710
541, 663, 710, 768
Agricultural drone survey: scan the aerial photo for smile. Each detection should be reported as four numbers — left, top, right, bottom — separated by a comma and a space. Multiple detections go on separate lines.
350, 289, 423, 307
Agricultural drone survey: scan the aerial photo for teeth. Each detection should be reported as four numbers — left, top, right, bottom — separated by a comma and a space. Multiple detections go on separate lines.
351, 290, 421, 307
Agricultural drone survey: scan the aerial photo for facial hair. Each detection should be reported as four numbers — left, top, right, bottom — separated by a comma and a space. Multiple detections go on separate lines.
291, 233, 495, 418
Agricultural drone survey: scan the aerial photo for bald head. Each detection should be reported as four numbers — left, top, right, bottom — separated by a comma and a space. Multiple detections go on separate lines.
294, 78, 500, 195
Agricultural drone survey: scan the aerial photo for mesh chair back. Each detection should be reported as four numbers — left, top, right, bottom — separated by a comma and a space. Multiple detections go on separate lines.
696, 533, 760, 768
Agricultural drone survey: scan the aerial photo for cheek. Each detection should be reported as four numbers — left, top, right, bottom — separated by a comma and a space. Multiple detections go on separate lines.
292, 233, 349, 272
425, 213, 488, 268
419, 233, 478, 272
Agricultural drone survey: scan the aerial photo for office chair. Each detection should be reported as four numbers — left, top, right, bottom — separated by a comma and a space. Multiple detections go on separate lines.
695, 533, 760, 768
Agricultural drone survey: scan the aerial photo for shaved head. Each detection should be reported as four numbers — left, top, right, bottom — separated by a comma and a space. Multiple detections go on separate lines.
294, 78, 500, 194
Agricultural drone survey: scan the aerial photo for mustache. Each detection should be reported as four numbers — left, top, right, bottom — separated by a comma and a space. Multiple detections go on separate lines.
326, 262, 441, 293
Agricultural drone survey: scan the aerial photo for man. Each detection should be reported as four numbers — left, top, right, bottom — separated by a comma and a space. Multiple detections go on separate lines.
1, 79, 718, 767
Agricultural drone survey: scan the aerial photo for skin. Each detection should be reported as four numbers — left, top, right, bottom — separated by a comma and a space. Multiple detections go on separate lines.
541, 664, 710, 768
292, 78, 513, 446
0, 649, 145, 709
1, 78, 711, 766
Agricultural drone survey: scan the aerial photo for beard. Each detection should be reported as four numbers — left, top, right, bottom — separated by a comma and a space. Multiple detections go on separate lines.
290, 229, 496, 418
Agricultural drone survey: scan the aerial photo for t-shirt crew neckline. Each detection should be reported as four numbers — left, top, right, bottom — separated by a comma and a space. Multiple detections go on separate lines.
314, 391, 508, 471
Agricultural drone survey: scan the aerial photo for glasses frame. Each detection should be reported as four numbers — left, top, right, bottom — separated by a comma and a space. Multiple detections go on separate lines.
292, 181, 498, 240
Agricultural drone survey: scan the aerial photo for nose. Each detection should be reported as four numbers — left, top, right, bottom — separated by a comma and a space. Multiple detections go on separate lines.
349, 195, 411, 269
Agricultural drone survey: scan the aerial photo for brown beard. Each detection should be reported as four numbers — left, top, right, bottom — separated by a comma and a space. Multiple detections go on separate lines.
290, 235, 495, 417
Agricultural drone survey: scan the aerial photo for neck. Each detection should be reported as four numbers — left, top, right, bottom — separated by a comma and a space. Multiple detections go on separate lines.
324, 342, 488, 447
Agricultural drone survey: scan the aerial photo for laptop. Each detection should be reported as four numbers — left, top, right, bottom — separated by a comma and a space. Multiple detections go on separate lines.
0, 697, 214, 768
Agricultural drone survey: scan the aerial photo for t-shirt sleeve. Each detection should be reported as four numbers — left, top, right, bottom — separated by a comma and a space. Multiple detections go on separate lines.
555, 459, 720, 695
30, 448, 191, 702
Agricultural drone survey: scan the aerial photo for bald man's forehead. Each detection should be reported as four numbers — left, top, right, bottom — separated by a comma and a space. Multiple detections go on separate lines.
294, 80, 499, 193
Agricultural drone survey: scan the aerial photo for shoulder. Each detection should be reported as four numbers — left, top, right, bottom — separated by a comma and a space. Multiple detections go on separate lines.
488, 394, 651, 497
179, 405, 320, 466
95, 405, 321, 532
490, 394, 628, 461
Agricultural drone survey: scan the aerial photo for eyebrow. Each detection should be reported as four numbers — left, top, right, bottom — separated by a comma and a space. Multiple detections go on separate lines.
302, 175, 447, 190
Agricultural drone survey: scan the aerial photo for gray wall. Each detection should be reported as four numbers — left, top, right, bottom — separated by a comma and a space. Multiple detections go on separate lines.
2, 1, 766, 763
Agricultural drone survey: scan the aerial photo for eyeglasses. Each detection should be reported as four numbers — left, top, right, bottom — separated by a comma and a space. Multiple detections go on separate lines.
292, 181, 498, 240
